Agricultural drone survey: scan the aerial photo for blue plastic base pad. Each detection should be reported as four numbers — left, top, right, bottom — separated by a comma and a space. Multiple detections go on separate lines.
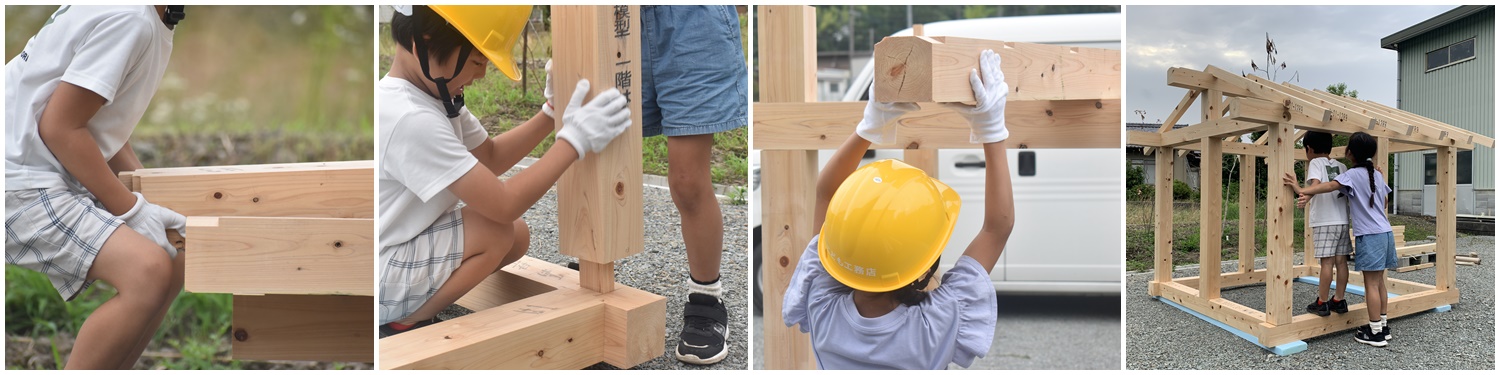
1153, 296, 1308, 356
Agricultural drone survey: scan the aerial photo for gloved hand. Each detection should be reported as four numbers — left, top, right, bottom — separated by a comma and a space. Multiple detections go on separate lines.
541, 59, 556, 118
855, 85, 919, 144
119, 192, 186, 258
941, 49, 1009, 143
555, 79, 631, 160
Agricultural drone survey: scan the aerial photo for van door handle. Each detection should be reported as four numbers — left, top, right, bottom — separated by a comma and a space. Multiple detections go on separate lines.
955, 161, 986, 169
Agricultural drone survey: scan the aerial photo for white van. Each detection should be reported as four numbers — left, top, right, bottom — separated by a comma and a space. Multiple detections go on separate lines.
753, 13, 1122, 313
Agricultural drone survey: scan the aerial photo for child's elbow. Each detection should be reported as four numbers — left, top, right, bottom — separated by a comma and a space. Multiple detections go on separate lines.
982, 212, 1015, 239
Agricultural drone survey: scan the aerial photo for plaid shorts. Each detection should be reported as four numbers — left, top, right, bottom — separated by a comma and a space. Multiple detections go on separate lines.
379, 208, 465, 325
5, 188, 124, 301
1312, 224, 1353, 259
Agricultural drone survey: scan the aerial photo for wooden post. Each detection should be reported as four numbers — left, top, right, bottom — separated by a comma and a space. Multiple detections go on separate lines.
902, 24, 940, 176
1151, 146, 1174, 296
551, 5, 645, 293
1200, 138, 1223, 298
871, 36, 1121, 103
1238, 154, 1256, 272
1436, 146, 1457, 290
758, 5, 818, 369
1264, 123, 1296, 325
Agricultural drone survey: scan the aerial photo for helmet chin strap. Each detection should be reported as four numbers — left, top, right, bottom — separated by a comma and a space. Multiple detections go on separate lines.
411, 22, 473, 118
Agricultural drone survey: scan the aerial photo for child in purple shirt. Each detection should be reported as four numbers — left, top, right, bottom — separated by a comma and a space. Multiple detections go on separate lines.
783, 50, 1014, 369
1284, 132, 1394, 347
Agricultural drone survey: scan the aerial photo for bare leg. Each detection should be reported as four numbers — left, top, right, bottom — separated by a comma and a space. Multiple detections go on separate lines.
1362, 271, 1385, 322
1373, 271, 1388, 316
1317, 257, 1333, 302
667, 134, 723, 283
393, 211, 524, 326
67, 225, 174, 369
1334, 255, 1349, 301
117, 245, 185, 369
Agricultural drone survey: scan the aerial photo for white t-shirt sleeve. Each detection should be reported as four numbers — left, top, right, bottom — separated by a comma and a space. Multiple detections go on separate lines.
385, 111, 480, 202
455, 107, 489, 151
1306, 159, 1326, 184
59, 12, 154, 104
928, 256, 998, 367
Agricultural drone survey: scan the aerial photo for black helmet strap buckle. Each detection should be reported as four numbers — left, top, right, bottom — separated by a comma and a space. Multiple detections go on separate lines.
411, 21, 473, 119
164, 6, 185, 27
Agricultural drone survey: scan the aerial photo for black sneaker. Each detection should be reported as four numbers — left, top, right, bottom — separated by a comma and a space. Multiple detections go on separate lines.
1382, 324, 1392, 340
1329, 299, 1349, 314
1354, 326, 1388, 347
1305, 299, 1330, 317
379, 316, 444, 338
676, 293, 729, 365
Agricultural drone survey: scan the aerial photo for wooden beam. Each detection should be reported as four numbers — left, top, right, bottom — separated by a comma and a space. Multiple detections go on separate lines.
551, 6, 645, 292
1159, 118, 1267, 148
872, 36, 1119, 103
1151, 146, 1175, 296
1437, 146, 1457, 290
1238, 155, 1256, 272
1167, 67, 1253, 97
128, 161, 374, 218
903, 149, 940, 177
1264, 123, 1296, 325
1157, 89, 1200, 133
1356, 97, 1494, 148
1260, 289, 1457, 346
1174, 269, 1266, 289
232, 295, 373, 362
184, 216, 373, 296
758, 5, 818, 370
600, 284, 667, 368
753, 100, 1120, 150
1158, 282, 1266, 337
1200, 137, 1223, 298
382, 290, 607, 369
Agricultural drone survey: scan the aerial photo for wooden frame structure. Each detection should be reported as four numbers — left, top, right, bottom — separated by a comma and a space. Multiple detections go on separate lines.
754, 6, 1120, 368
379, 6, 665, 369
121, 160, 375, 362
1126, 65, 1492, 355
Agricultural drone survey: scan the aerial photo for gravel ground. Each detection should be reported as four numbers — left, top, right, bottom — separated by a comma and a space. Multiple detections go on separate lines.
753, 294, 1122, 370
1126, 236, 1495, 370
430, 166, 750, 370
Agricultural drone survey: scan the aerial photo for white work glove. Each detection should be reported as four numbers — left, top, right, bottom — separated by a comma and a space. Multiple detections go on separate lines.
541, 59, 556, 118
942, 49, 1009, 143
555, 79, 631, 160
119, 192, 186, 259
855, 85, 919, 144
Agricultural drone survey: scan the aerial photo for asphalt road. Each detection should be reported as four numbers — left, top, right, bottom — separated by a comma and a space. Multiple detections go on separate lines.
1126, 236, 1495, 370
753, 293, 1122, 370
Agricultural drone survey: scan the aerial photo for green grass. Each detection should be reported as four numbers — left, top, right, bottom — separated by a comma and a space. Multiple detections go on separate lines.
377, 12, 749, 187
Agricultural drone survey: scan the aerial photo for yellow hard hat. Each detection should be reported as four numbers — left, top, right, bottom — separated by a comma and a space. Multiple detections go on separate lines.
428, 5, 532, 81
818, 159, 961, 292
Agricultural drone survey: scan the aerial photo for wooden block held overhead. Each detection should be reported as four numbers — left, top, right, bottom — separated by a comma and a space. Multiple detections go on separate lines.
232, 295, 373, 363
551, 5, 645, 270
753, 100, 1120, 150
873, 36, 1120, 103
185, 216, 373, 296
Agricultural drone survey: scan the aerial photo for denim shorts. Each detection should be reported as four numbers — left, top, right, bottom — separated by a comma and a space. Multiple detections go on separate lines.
1353, 231, 1398, 272
640, 5, 748, 137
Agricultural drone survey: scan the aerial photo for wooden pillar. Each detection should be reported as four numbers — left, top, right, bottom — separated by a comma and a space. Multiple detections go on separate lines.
902, 23, 940, 177
551, 6, 645, 293
1237, 154, 1256, 272
1199, 138, 1222, 298
1264, 123, 1296, 325
1150, 146, 1175, 296
759, 5, 818, 369
1436, 146, 1457, 290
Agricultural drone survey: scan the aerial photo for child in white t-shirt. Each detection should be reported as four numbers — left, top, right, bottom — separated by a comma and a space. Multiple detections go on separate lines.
1290, 131, 1352, 317
783, 50, 1014, 369
377, 6, 631, 334
4, 6, 187, 369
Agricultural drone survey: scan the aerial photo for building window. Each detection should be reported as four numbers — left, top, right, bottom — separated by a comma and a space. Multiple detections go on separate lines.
1424, 150, 1472, 185
1426, 38, 1476, 72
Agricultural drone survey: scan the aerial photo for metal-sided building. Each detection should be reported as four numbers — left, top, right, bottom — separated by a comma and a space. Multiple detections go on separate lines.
1381, 5, 1495, 217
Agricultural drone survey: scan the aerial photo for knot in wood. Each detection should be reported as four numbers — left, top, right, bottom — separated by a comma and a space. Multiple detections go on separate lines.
334, 240, 344, 248
1095, 101, 1103, 109
234, 328, 249, 342
252, 197, 261, 203
537, 350, 545, 358
615, 182, 625, 196
905, 142, 920, 149
779, 256, 790, 267
1045, 109, 1054, 117
213, 192, 224, 199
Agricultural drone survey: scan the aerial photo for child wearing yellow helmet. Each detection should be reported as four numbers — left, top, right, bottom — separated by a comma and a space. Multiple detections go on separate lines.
377, 5, 633, 335
783, 49, 1015, 369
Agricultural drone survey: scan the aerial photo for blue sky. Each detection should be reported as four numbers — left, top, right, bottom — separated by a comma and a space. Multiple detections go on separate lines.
1126, 5, 1458, 126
